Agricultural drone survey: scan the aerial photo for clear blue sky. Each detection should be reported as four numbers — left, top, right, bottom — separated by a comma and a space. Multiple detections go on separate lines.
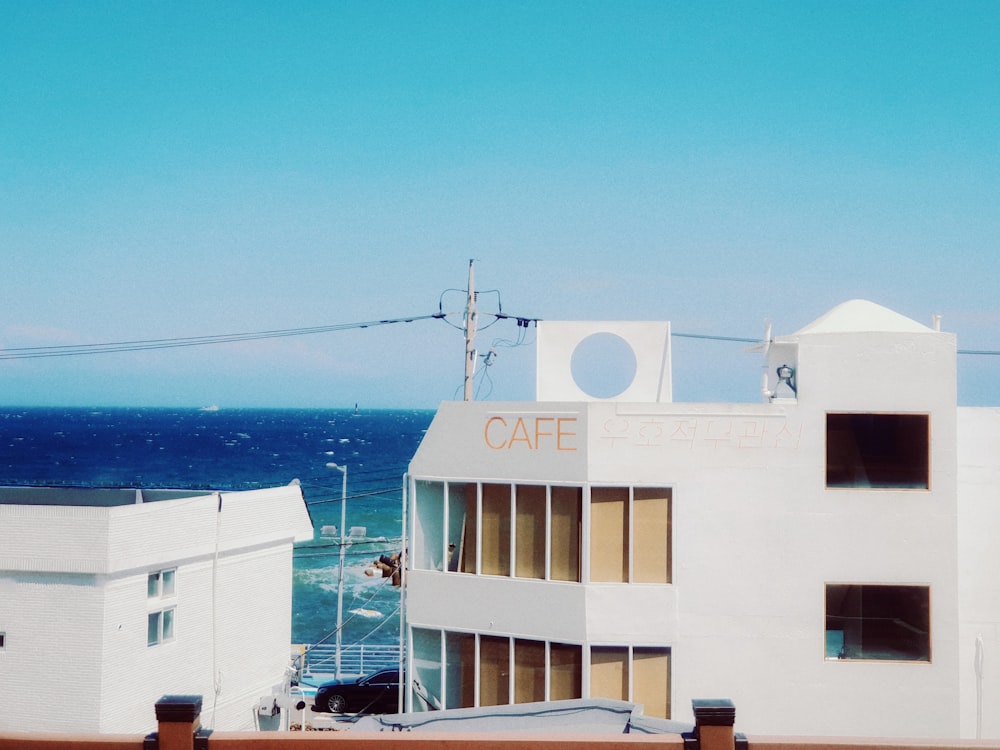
2, 1, 998, 408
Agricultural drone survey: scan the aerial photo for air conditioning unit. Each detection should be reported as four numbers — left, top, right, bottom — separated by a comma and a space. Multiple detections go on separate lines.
257, 697, 278, 717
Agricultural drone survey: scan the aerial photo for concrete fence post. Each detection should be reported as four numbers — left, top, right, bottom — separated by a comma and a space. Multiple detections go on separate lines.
686, 698, 741, 750
148, 695, 207, 750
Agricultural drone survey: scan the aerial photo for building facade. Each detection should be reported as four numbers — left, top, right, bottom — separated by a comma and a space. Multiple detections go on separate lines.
0, 483, 313, 733
403, 301, 1000, 739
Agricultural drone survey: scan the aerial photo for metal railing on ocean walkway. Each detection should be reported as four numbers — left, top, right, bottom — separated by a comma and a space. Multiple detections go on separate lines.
296, 642, 402, 680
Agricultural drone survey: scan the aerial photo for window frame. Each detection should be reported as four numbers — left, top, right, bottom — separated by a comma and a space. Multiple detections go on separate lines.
147, 567, 178, 647
825, 413, 930, 490
824, 583, 931, 662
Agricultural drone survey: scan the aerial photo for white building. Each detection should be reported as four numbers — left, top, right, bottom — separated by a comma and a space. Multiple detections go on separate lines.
403, 300, 1000, 739
0, 482, 312, 733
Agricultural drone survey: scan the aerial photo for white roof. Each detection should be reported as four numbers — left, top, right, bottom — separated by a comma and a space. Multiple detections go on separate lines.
793, 299, 934, 335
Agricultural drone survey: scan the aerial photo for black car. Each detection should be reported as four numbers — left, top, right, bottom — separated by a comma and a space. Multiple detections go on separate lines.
312, 668, 401, 715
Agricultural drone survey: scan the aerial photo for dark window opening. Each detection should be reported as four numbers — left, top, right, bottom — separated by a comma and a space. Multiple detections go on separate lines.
826, 414, 929, 489
825, 584, 930, 661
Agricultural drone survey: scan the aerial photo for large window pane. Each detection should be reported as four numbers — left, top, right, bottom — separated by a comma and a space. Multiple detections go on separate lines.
462, 487, 478, 574
514, 639, 546, 703
633, 489, 671, 584
590, 646, 628, 701
549, 642, 582, 700
445, 632, 476, 709
412, 628, 443, 712
147, 612, 160, 646
826, 414, 929, 489
414, 481, 446, 571
479, 635, 510, 706
447, 483, 470, 572
590, 488, 628, 582
633, 648, 670, 719
515, 485, 546, 579
481, 484, 511, 577
825, 584, 930, 661
161, 608, 175, 642
551, 487, 581, 582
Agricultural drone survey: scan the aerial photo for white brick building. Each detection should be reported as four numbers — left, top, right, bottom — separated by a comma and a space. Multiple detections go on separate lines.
0, 483, 312, 733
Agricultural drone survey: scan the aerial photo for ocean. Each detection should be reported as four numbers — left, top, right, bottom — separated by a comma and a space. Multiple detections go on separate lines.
0, 406, 434, 648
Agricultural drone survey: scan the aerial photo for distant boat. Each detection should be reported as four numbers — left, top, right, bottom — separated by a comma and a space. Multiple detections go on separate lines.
353, 403, 360, 416
200, 405, 220, 412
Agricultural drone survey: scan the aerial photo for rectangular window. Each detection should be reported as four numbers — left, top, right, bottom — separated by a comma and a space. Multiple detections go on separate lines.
826, 414, 929, 489
147, 607, 176, 646
633, 489, 671, 584
414, 480, 446, 571
515, 485, 546, 579
0, 632, 6, 649
549, 642, 582, 701
633, 648, 671, 719
481, 484, 511, 577
550, 486, 581, 582
479, 635, 510, 706
447, 483, 470, 572
514, 638, 546, 703
590, 646, 629, 701
590, 487, 672, 584
148, 568, 177, 598
590, 646, 671, 718
825, 584, 930, 661
590, 488, 629, 582
445, 631, 476, 709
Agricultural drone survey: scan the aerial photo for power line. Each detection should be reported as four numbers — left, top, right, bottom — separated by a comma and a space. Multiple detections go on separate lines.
3, 310, 999, 360
0, 314, 446, 360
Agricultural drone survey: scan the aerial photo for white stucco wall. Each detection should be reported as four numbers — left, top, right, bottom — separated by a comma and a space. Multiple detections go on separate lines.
405, 308, 969, 738
957, 407, 1000, 740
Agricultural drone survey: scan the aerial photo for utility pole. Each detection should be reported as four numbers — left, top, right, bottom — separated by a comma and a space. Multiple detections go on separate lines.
463, 259, 477, 401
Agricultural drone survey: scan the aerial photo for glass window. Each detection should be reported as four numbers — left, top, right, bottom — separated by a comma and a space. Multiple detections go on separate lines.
550, 487, 581, 582
479, 635, 510, 706
590, 646, 629, 701
481, 484, 511, 577
590, 488, 629, 582
414, 481, 446, 571
447, 483, 470, 572
147, 572, 160, 598
444, 631, 476, 709
633, 648, 671, 719
825, 584, 930, 661
147, 612, 161, 646
633, 489, 671, 584
549, 642, 582, 701
514, 638, 546, 703
826, 414, 929, 489
162, 608, 175, 641
515, 485, 546, 579
162, 569, 176, 596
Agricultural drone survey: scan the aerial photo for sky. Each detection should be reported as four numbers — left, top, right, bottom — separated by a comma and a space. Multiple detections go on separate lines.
2, 1, 999, 409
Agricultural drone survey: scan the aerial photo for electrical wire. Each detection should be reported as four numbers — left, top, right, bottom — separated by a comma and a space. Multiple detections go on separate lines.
0, 314, 443, 360
3, 308, 999, 360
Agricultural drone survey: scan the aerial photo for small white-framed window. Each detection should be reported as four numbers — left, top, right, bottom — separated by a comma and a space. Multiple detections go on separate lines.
0, 632, 6, 650
148, 568, 177, 598
147, 608, 175, 647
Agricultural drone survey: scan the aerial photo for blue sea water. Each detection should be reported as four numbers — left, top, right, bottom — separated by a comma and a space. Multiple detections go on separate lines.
0, 406, 434, 648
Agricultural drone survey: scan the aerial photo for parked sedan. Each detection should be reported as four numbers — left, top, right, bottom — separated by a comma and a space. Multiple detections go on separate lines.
312, 668, 401, 715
